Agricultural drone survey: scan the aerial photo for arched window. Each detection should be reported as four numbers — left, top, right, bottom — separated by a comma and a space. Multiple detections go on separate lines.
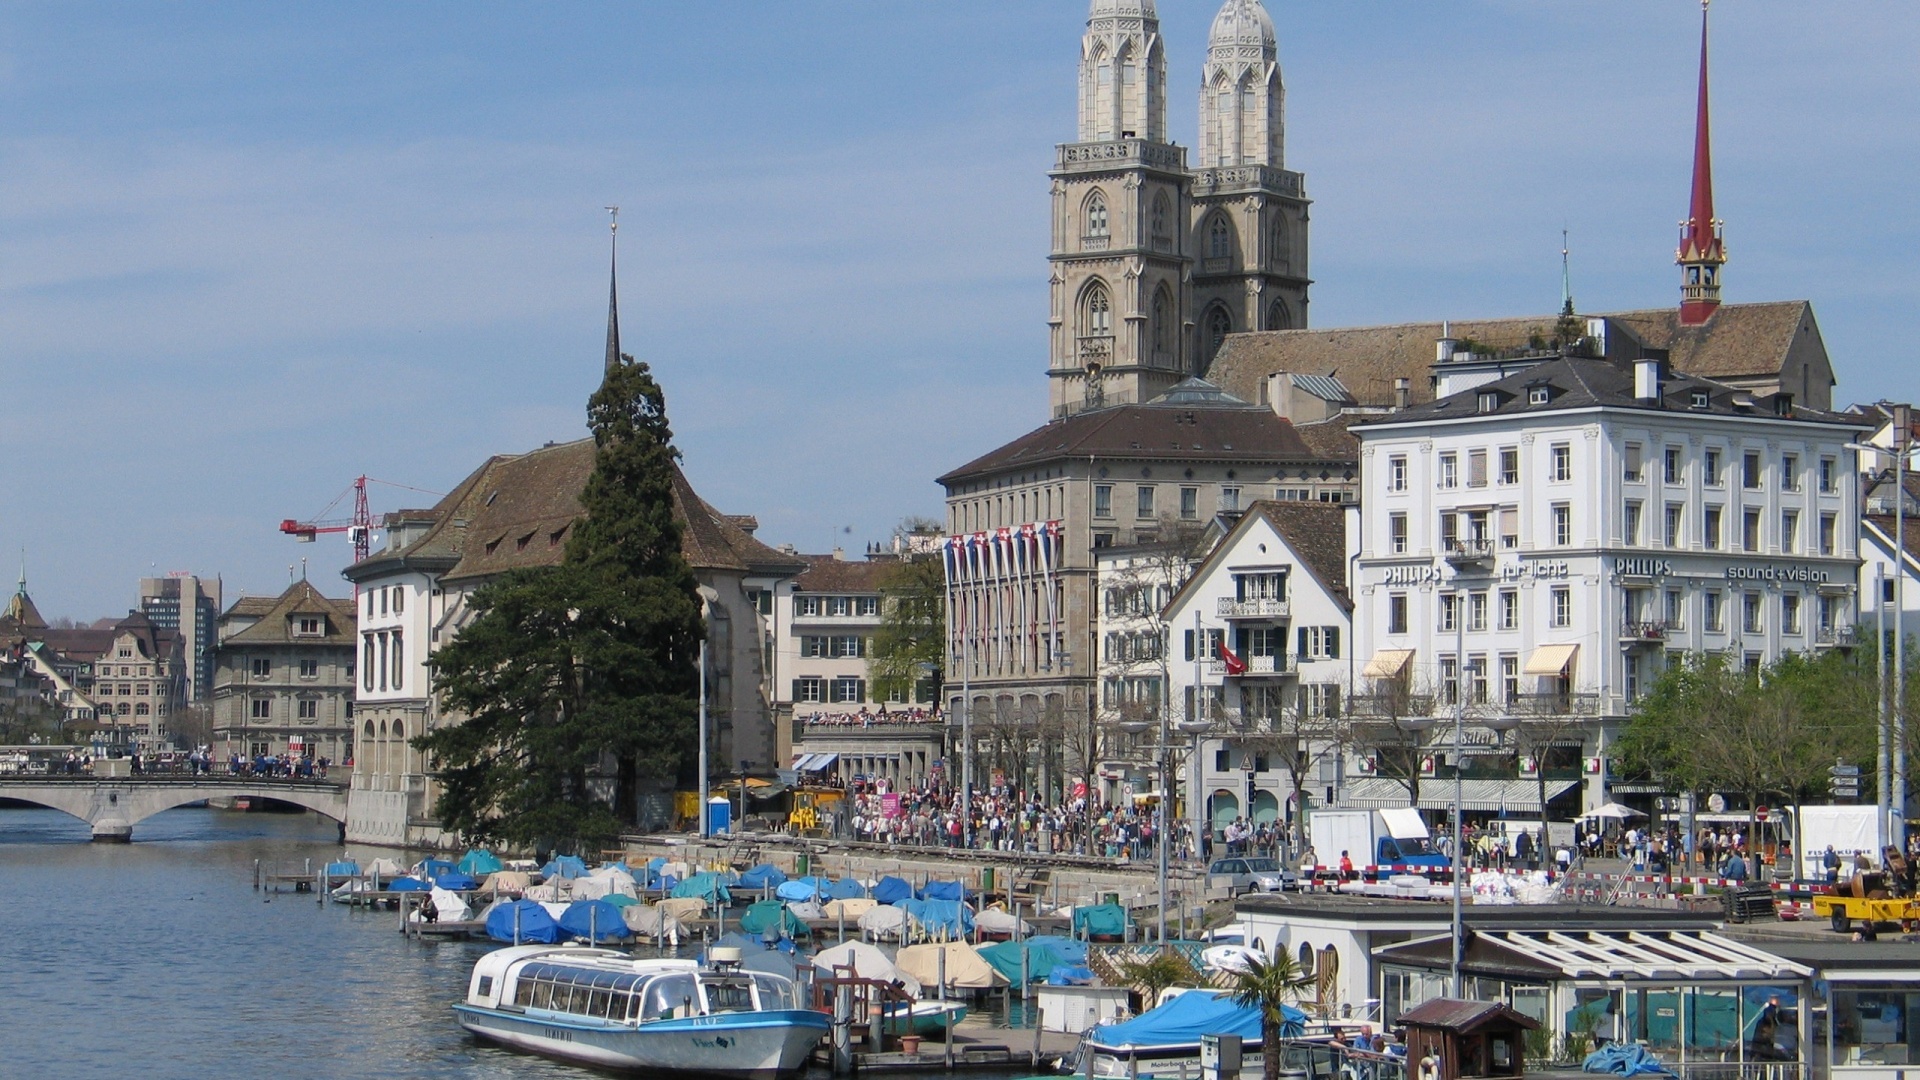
1084, 192, 1109, 238
135, 702, 150, 716
1082, 282, 1112, 337
1209, 216, 1233, 260
1269, 214, 1289, 270
1151, 287, 1172, 356
1150, 193, 1171, 245
1203, 305, 1233, 368
116, 702, 131, 716
379, 720, 388, 737
363, 719, 375, 738
392, 720, 405, 740
1267, 299, 1292, 331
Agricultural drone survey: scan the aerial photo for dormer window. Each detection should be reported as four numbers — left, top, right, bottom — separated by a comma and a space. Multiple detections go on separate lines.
1528, 386, 1550, 406
1690, 389, 1710, 410
295, 617, 323, 636
1478, 392, 1501, 413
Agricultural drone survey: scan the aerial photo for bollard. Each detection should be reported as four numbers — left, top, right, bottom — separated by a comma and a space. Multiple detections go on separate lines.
832, 983, 853, 1075
939, 947, 953, 1068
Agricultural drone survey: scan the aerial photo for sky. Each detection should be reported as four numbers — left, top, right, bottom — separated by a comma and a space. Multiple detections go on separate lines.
2, 1, 1915, 621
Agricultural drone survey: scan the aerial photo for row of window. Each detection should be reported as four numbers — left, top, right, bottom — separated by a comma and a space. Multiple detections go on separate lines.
248, 698, 325, 720
245, 657, 326, 678
1624, 502, 1839, 555
952, 485, 1064, 535
1094, 483, 1242, 520
1177, 625, 1342, 660
96, 683, 156, 697
1102, 584, 1172, 617
798, 635, 868, 659
1622, 444, 1840, 494
101, 664, 153, 678
102, 701, 164, 718
1387, 586, 1847, 639
365, 585, 406, 619
1391, 444, 1574, 493
793, 595, 880, 618
792, 676, 869, 704
1387, 588, 1574, 635
361, 632, 405, 694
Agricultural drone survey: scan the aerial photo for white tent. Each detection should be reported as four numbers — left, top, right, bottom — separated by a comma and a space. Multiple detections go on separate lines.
894, 942, 1008, 990
408, 887, 472, 924
857, 904, 908, 941
812, 940, 922, 998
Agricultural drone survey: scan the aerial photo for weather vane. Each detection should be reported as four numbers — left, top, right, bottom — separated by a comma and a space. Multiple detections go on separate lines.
606, 205, 619, 234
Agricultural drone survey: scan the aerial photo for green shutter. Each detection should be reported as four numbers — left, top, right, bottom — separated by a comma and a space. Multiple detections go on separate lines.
1184, 629, 1195, 661
1297, 626, 1309, 658
1327, 626, 1340, 659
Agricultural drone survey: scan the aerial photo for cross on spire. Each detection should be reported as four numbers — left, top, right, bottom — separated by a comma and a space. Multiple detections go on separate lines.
1677, 0, 1726, 326
605, 206, 622, 372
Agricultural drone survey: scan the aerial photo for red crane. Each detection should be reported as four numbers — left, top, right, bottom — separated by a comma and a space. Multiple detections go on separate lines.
280, 475, 442, 566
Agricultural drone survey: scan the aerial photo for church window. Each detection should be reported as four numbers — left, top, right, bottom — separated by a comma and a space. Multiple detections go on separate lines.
1209, 216, 1233, 260
1151, 287, 1172, 356
1269, 215, 1288, 270
1266, 299, 1290, 331
1082, 282, 1112, 337
1085, 193, 1108, 238
1150, 194, 1170, 244
1203, 305, 1232, 368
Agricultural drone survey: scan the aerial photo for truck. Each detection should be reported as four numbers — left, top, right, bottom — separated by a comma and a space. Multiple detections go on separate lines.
1307, 808, 1450, 877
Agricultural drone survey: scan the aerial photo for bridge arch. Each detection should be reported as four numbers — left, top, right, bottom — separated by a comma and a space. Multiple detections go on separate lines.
0, 780, 348, 842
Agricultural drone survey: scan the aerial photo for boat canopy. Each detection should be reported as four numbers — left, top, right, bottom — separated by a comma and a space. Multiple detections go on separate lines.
540, 855, 589, 880
895, 942, 1009, 990
897, 898, 973, 939
871, 876, 912, 904
671, 872, 733, 905
919, 880, 966, 901
740, 899, 807, 940
457, 849, 502, 875
812, 940, 922, 998
484, 899, 563, 944
558, 899, 630, 942
1089, 990, 1303, 1051
739, 863, 787, 890
325, 860, 359, 876
979, 940, 1060, 984
1071, 903, 1129, 938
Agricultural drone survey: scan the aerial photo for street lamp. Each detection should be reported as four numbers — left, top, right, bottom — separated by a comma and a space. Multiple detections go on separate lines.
1850, 435, 1907, 849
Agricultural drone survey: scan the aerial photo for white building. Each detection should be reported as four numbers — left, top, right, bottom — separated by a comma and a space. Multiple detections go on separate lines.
1350, 348, 1868, 817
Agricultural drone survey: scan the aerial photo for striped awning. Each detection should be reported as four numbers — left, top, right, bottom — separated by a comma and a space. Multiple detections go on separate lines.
789, 752, 840, 773
1340, 777, 1578, 813
1523, 644, 1579, 676
1362, 649, 1416, 679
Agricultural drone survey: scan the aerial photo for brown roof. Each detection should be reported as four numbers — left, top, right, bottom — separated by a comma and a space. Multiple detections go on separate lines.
795, 555, 898, 594
220, 581, 356, 646
29, 627, 115, 662
109, 609, 183, 662
221, 596, 282, 620
356, 437, 805, 585
1208, 300, 1822, 410
1293, 413, 1366, 459
1397, 997, 1541, 1033
1162, 499, 1351, 619
939, 389, 1328, 485
3, 589, 47, 632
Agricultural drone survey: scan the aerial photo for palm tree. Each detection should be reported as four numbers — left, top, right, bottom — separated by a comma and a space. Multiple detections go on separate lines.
1228, 954, 1315, 1080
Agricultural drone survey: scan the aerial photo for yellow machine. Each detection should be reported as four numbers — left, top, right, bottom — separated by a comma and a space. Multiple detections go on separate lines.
1812, 893, 1920, 937
788, 788, 846, 836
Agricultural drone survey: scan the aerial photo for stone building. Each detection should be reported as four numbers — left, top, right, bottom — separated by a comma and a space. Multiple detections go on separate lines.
210, 580, 357, 763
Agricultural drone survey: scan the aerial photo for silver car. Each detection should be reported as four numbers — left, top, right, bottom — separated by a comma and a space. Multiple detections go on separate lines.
1207, 856, 1299, 895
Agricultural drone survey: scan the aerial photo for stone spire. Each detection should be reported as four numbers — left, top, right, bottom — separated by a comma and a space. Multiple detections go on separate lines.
1677, 0, 1726, 326
604, 206, 622, 370
1198, 0, 1282, 169
1078, 0, 1167, 143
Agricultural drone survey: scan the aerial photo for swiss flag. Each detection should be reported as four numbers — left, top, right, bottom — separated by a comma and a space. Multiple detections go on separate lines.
1217, 637, 1248, 676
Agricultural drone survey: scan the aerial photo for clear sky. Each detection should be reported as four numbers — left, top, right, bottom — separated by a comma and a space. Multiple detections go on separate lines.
2, 1, 1915, 620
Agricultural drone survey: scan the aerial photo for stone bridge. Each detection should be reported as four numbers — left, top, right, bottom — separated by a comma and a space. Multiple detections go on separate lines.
0, 776, 349, 841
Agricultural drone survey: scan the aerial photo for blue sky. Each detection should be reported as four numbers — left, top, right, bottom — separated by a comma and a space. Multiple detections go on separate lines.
2, 1, 1915, 619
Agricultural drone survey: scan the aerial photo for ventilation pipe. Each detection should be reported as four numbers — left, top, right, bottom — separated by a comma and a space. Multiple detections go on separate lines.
1635, 357, 1662, 402
1395, 378, 1411, 411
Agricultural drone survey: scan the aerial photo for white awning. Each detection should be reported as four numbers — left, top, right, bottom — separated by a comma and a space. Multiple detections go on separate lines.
791, 752, 839, 773
1341, 777, 1578, 813
1362, 649, 1415, 679
1522, 643, 1579, 676
1479, 930, 1810, 981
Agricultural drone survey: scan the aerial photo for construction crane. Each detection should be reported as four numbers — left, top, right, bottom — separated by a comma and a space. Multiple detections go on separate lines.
280, 475, 442, 567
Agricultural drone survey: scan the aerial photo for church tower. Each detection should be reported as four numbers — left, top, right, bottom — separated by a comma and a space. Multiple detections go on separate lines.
1048, 0, 1193, 418
1189, 0, 1310, 373
1676, 0, 1725, 326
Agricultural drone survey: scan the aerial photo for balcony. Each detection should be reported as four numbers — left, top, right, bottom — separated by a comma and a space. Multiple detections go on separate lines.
1077, 335, 1114, 365
1510, 692, 1603, 717
1205, 654, 1289, 677
1217, 597, 1289, 620
1443, 538, 1495, 569
1814, 625, 1858, 650
1620, 620, 1668, 644
1201, 257, 1233, 275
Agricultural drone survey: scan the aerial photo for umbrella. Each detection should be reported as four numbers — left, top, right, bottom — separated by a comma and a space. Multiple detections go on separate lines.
559, 898, 630, 942
1580, 802, 1646, 820
458, 849, 503, 875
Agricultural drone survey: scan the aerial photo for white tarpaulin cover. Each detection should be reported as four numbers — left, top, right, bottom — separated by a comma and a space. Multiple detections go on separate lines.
656, 897, 708, 922
894, 942, 1009, 990
408, 887, 472, 923
974, 908, 1032, 936
622, 904, 685, 943
1378, 807, 1430, 839
813, 940, 922, 998
574, 868, 638, 900
482, 871, 532, 894
365, 857, 405, 878
857, 904, 908, 940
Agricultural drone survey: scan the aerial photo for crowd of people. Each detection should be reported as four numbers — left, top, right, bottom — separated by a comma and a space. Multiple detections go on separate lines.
830, 782, 1206, 859
798, 707, 943, 727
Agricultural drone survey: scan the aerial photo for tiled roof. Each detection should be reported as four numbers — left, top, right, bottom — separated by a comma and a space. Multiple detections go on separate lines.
4, 589, 47, 632
109, 609, 183, 662
356, 437, 805, 585
1292, 413, 1366, 459
1208, 300, 1821, 410
795, 555, 899, 594
1256, 501, 1351, 609
220, 581, 356, 645
939, 384, 1327, 485
221, 596, 281, 620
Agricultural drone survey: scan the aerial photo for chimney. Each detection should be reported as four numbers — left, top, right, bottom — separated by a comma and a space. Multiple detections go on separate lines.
1394, 378, 1411, 410
1436, 327, 1459, 364
1635, 357, 1662, 402
831, 547, 846, 562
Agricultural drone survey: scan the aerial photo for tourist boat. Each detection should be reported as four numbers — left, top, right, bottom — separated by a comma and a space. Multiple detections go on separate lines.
886, 998, 968, 1035
453, 944, 830, 1077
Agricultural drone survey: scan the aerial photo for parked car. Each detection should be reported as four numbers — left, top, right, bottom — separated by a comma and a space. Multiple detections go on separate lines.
1206, 857, 1299, 895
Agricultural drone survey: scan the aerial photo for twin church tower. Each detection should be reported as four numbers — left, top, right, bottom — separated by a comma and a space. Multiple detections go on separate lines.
1048, 0, 1308, 419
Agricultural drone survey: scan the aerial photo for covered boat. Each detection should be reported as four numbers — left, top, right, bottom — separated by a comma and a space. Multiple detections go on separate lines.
1083, 989, 1306, 1079
455, 946, 829, 1078
1070, 903, 1129, 941
870, 876, 912, 904
894, 942, 1008, 992
856, 904, 908, 941
739, 864, 786, 891
484, 899, 563, 944
559, 899, 631, 942
458, 849, 503, 875
739, 900, 807, 940
820, 896, 875, 921
812, 940, 922, 998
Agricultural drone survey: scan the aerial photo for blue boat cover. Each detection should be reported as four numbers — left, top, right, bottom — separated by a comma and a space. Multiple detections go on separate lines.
485, 899, 563, 944
1026, 935, 1089, 964
558, 898, 629, 941
1072, 903, 1129, 938
646, 856, 667, 870
670, 872, 732, 905
457, 849, 502, 875
417, 858, 457, 879
871, 876, 912, 904
540, 855, 589, 880
324, 860, 359, 876
1046, 965, 1097, 986
896, 898, 973, 937
1581, 1044, 1676, 1076
1090, 991, 1302, 1050
739, 864, 787, 890
775, 876, 834, 902
387, 876, 431, 892
435, 872, 479, 891
826, 878, 865, 900
919, 880, 966, 901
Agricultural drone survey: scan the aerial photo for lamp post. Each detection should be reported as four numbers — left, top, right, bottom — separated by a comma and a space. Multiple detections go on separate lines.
1852, 434, 1907, 848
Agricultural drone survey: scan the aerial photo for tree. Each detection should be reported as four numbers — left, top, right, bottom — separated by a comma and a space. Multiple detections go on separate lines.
1228, 954, 1316, 1080
1236, 685, 1352, 850
867, 550, 944, 707
416, 355, 704, 853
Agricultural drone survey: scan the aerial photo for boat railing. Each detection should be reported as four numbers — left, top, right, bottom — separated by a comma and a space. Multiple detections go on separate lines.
810, 972, 918, 1037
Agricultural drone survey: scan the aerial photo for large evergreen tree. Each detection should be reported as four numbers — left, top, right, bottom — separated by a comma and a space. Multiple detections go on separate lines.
416, 355, 704, 852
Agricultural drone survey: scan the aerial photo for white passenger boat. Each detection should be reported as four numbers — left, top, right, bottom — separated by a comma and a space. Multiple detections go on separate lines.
453, 944, 830, 1077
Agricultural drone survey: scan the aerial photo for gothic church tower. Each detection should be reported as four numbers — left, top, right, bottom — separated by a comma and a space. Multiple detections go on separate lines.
1048, 0, 1192, 418
1189, 0, 1310, 372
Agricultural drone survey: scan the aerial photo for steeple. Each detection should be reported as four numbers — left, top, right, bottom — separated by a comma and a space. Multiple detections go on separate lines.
1078, 0, 1167, 144
604, 206, 622, 371
1677, 0, 1726, 326
1198, 0, 1282, 169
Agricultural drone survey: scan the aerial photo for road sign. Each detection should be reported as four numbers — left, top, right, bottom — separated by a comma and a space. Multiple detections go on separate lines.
1831, 764, 1862, 777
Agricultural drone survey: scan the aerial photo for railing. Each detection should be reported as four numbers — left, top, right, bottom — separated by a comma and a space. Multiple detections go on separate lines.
1510, 692, 1603, 716
1080, 234, 1110, 251
1201, 256, 1233, 275
1815, 625, 1858, 646
1056, 139, 1188, 172
1217, 597, 1289, 619
1077, 335, 1115, 365
1444, 538, 1495, 566
1348, 693, 1437, 719
1206, 654, 1288, 676
1621, 620, 1669, 642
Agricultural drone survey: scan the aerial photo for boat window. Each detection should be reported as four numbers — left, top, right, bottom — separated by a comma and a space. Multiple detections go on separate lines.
750, 973, 798, 1011
703, 976, 756, 1014
588, 988, 612, 1017
477, 976, 494, 999
643, 974, 699, 1020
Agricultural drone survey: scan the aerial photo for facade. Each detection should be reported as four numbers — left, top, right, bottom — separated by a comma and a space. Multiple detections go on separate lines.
1049, 0, 1308, 419
139, 573, 222, 702
1349, 349, 1868, 816
86, 611, 189, 750
210, 581, 356, 762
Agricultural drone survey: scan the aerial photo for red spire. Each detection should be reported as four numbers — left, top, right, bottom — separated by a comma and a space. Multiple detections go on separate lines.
1677, 0, 1725, 325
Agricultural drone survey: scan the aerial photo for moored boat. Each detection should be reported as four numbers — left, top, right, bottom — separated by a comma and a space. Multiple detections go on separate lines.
453, 944, 829, 1078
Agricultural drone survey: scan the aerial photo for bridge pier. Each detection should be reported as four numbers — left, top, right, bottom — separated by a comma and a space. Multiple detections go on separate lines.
91, 821, 133, 843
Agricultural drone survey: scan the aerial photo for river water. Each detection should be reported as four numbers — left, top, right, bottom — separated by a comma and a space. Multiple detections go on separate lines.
0, 805, 1043, 1080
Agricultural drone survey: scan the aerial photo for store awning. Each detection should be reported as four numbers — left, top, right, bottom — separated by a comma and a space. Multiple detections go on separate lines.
789, 752, 840, 773
1362, 649, 1415, 679
1522, 643, 1579, 676
1374, 930, 1811, 982
1341, 777, 1578, 813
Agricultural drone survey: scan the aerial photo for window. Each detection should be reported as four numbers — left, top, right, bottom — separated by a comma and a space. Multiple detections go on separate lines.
1389, 513, 1409, 554
1467, 654, 1489, 703
830, 676, 865, 703
390, 632, 403, 691
1478, 392, 1500, 414
1528, 386, 1550, 406
1440, 512, 1458, 550
296, 617, 322, 635
1551, 587, 1572, 628
1703, 506, 1723, 550
1665, 589, 1685, 630
362, 637, 374, 692
1781, 454, 1799, 492
1552, 504, 1571, 546
1820, 513, 1837, 556
1298, 626, 1340, 659
1220, 486, 1241, 512
1083, 282, 1111, 335
1704, 448, 1723, 485
1388, 594, 1409, 635
1743, 592, 1763, 633
1439, 593, 1458, 632
1782, 593, 1802, 635
1742, 509, 1761, 552
1818, 595, 1839, 634
1499, 655, 1520, 702
392, 588, 403, 614
1819, 456, 1837, 493
1438, 453, 1458, 489
792, 677, 825, 703
1179, 487, 1198, 519
1085, 192, 1108, 237
1389, 456, 1408, 492
299, 658, 318, 679
1781, 510, 1799, 554
1664, 504, 1683, 548
1623, 502, 1643, 545
794, 595, 821, 617
251, 658, 270, 677
830, 635, 865, 659
379, 589, 388, 616
1690, 389, 1710, 409
1440, 656, 1458, 706
1136, 485, 1155, 518
298, 699, 318, 720
1551, 443, 1571, 482
250, 698, 271, 720
1208, 215, 1232, 259
1093, 484, 1112, 518
1468, 591, 1488, 632
857, 596, 879, 617
1743, 450, 1762, 489
1499, 590, 1518, 630
1499, 448, 1519, 484
1663, 446, 1682, 484
1150, 193, 1170, 243
824, 596, 851, 616
1623, 443, 1643, 482
1468, 449, 1488, 487
1705, 591, 1725, 632
1499, 507, 1518, 549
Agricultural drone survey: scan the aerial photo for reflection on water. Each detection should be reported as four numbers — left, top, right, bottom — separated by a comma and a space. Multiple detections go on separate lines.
0, 806, 1049, 1080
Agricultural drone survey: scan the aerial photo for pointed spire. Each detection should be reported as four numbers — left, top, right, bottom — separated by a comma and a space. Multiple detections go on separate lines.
1677, 0, 1726, 326
1560, 228, 1574, 316
604, 206, 622, 372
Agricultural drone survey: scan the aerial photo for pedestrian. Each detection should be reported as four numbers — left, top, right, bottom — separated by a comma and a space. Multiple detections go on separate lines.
1824, 845, 1841, 888
1338, 850, 1354, 882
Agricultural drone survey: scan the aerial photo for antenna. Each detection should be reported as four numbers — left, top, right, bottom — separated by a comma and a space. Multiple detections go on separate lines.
1560, 227, 1574, 315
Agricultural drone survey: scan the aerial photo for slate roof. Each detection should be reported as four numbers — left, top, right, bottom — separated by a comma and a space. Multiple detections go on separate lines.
1293, 413, 1366, 459
795, 555, 898, 594
222, 596, 281, 621
1354, 355, 1863, 430
939, 378, 1328, 485
350, 437, 804, 585
220, 581, 355, 646
1208, 300, 1822, 410
108, 609, 183, 662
